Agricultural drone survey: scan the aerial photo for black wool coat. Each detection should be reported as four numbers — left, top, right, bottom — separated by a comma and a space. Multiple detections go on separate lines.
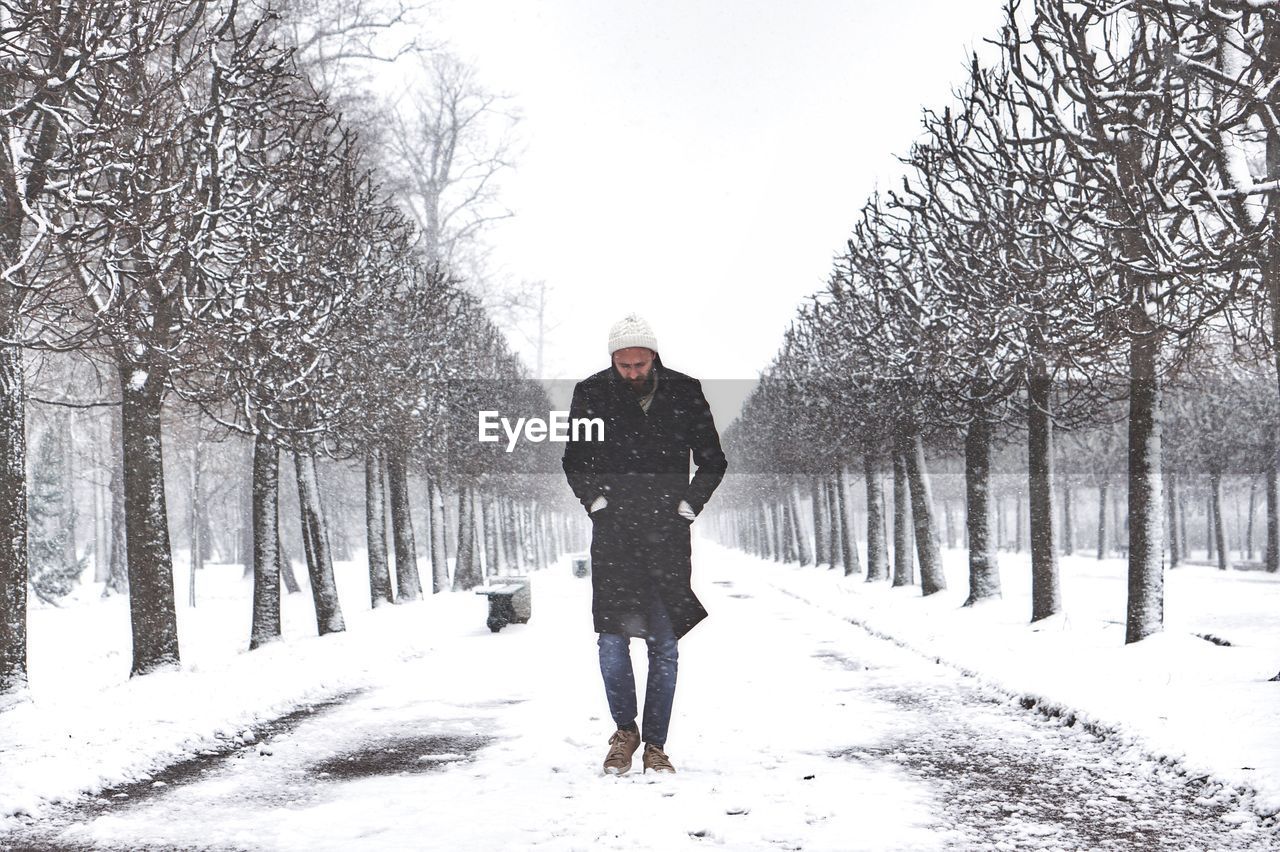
561, 353, 728, 640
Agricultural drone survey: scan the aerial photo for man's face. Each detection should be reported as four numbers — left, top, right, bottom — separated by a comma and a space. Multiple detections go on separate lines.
612, 347, 655, 393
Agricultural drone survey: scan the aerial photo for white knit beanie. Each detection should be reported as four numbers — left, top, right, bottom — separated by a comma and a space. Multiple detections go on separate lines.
607, 313, 658, 356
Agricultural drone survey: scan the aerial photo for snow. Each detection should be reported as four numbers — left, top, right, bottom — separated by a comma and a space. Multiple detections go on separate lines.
1, 534, 1279, 848
768, 544, 1280, 817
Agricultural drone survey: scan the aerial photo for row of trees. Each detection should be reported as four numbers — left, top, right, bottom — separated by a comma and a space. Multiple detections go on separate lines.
0, 0, 572, 707
712, 0, 1280, 668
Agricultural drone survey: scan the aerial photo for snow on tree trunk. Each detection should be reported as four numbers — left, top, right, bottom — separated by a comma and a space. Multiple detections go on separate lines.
484, 493, 500, 576
188, 440, 200, 609
118, 366, 180, 677
964, 417, 1001, 606
429, 476, 448, 592
475, 496, 489, 576
905, 431, 945, 596
811, 476, 828, 568
1028, 367, 1061, 622
501, 495, 517, 574
1125, 315, 1165, 645
1210, 469, 1231, 571
863, 454, 889, 581
826, 472, 841, 571
790, 484, 811, 566
250, 430, 281, 650
837, 466, 860, 575
276, 527, 301, 594
293, 451, 345, 635
891, 439, 915, 588
760, 500, 771, 561
241, 443, 254, 579
496, 491, 512, 570
779, 493, 795, 563
365, 449, 393, 607
453, 484, 482, 590
0, 334, 28, 701
386, 447, 421, 601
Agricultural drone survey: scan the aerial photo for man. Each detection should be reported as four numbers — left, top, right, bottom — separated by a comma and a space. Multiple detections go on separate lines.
561, 313, 728, 776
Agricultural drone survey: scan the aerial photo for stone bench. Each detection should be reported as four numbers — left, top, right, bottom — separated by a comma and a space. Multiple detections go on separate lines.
475, 579, 531, 633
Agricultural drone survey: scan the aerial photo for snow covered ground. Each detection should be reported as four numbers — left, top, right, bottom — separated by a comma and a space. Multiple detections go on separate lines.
0, 534, 1278, 850
767, 543, 1280, 818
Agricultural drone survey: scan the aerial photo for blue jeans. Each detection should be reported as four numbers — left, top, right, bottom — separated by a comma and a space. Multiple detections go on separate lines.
597, 584, 678, 748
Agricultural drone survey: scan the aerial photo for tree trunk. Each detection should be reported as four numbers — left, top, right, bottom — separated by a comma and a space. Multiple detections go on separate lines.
452, 485, 482, 590
943, 499, 956, 550
386, 447, 421, 601
293, 450, 345, 635
1015, 491, 1025, 553
277, 527, 301, 594
119, 365, 180, 676
188, 438, 201, 608
824, 470, 844, 570
811, 476, 828, 567
92, 450, 105, 583
249, 430, 281, 650
790, 485, 811, 566
905, 430, 945, 596
429, 476, 448, 592
1206, 493, 1215, 562
1247, 477, 1258, 562
1061, 476, 1075, 556
1125, 315, 1164, 645
1167, 474, 1180, 568
837, 466, 860, 575
825, 473, 841, 570
1268, 458, 1279, 574
1028, 366, 1060, 622
1210, 469, 1231, 571
485, 493, 500, 576
103, 401, 128, 597
61, 412, 78, 573
365, 449, 393, 608
864, 454, 889, 581
0, 322, 27, 698
760, 500, 772, 560
964, 417, 1000, 606
241, 442, 254, 579
891, 442, 915, 587
1097, 478, 1110, 560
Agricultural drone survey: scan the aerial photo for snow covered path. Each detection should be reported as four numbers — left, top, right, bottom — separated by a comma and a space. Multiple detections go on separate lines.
4, 546, 1272, 851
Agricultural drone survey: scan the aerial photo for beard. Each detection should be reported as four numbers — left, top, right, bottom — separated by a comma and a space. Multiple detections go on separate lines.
627, 369, 654, 395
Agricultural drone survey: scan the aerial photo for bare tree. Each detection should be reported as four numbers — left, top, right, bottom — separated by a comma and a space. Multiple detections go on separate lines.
382, 52, 520, 268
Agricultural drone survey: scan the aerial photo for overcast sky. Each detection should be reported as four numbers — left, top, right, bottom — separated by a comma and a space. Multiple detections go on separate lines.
423, 0, 1008, 416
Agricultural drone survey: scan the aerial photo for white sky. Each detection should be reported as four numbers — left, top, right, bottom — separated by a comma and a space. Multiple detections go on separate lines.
423, 0, 1008, 409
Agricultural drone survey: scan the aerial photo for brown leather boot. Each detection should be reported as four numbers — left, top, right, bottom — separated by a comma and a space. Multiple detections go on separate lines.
602, 727, 641, 775
642, 742, 675, 774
